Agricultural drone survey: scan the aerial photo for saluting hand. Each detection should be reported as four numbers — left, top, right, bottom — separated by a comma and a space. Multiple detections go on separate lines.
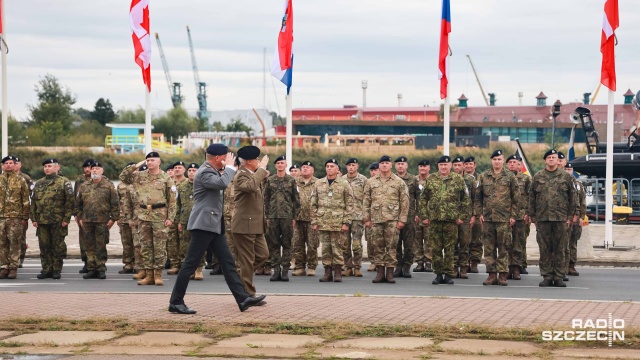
259, 155, 269, 169
225, 152, 236, 168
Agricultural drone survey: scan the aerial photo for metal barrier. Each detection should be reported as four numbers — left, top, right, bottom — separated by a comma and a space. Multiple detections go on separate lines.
585, 177, 640, 223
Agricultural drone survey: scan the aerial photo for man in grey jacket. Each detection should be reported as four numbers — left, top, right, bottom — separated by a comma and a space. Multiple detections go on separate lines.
168, 144, 267, 315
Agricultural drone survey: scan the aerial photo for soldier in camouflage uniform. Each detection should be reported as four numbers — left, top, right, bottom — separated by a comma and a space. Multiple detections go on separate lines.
342, 158, 367, 277
121, 152, 178, 286
451, 156, 474, 279
413, 159, 433, 272
464, 156, 483, 273
393, 156, 419, 279
167, 161, 187, 275
292, 161, 318, 276
311, 158, 354, 282
363, 155, 409, 284
264, 155, 299, 282
365, 162, 380, 272
0, 156, 31, 279
129, 164, 147, 280
177, 163, 205, 280
15, 158, 32, 268
564, 163, 586, 277
75, 162, 119, 280
117, 163, 136, 274
31, 158, 74, 280
74, 158, 94, 273
419, 155, 468, 285
507, 155, 531, 280
529, 149, 576, 287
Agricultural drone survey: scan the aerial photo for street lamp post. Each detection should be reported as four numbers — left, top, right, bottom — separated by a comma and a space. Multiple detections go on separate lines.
551, 100, 562, 149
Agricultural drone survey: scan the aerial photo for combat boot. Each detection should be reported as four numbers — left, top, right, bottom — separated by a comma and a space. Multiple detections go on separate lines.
292, 268, 306, 276
441, 274, 454, 285
367, 263, 376, 272
353, 267, 363, 277
469, 260, 479, 273
210, 264, 222, 275
37, 271, 53, 279
402, 264, 412, 278
83, 270, 98, 279
98, 271, 107, 280
343, 267, 353, 277
414, 261, 425, 272
539, 277, 553, 287
459, 266, 469, 279
137, 269, 154, 285
562, 275, 569, 282
307, 267, 316, 276
554, 278, 567, 287
372, 266, 385, 283
568, 267, 580, 276
432, 274, 443, 285
498, 272, 508, 286
118, 265, 134, 274
79, 264, 88, 274
0, 268, 8, 279
52, 271, 61, 280
385, 267, 396, 284
424, 262, 433, 272
333, 265, 343, 283
319, 266, 333, 282
270, 265, 281, 282
133, 269, 146, 280
280, 267, 289, 282
520, 267, 529, 274
512, 266, 522, 280
482, 273, 498, 286
7, 269, 17, 279
194, 267, 204, 280
393, 266, 403, 278
167, 267, 180, 275
154, 269, 164, 286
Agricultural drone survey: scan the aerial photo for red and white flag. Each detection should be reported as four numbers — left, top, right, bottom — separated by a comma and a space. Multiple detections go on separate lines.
600, 0, 618, 91
129, 0, 151, 92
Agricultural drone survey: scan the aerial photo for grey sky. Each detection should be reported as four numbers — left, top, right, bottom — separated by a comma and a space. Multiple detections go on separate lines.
3, 0, 639, 120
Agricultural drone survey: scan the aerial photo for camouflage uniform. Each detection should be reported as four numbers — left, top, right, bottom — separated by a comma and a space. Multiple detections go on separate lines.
223, 178, 238, 268
117, 183, 135, 270
363, 174, 409, 267
467, 172, 484, 266
74, 174, 91, 264
0, 171, 30, 271
343, 172, 367, 271
310, 177, 354, 267
566, 178, 586, 271
293, 176, 318, 271
474, 169, 519, 275
414, 176, 432, 265
396, 173, 419, 273
30, 174, 74, 273
167, 177, 187, 269
264, 174, 300, 269
121, 165, 177, 270
454, 174, 475, 273
511, 171, 531, 269
529, 167, 576, 281
419, 172, 468, 277
120, 179, 143, 270
19, 172, 33, 265
176, 179, 205, 267
75, 177, 119, 272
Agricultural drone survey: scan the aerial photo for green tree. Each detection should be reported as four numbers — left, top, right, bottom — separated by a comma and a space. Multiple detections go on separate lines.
270, 111, 285, 126
211, 121, 224, 131
91, 98, 116, 125
74, 107, 93, 121
28, 74, 77, 144
225, 117, 252, 136
152, 107, 198, 143
115, 107, 145, 123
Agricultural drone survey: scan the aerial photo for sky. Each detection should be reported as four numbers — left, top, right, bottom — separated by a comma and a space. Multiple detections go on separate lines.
2, 0, 639, 120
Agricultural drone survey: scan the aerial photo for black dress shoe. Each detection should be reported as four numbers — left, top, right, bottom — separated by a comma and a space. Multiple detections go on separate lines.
169, 303, 197, 314
238, 294, 267, 312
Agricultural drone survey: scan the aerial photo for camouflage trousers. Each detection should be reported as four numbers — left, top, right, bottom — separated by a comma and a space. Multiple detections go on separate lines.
365, 226, 374, 263
267, 218, 293, 267
536, 221, 567, 280
523, 223, 531, 267
429, 221, 457, 276
469, 222, 483, 263
82, 222, 109, 272
292, 221, 318, 270
414, 225, 432, 263
370, 221, 399, 267
20, 224, 27, 263
138, 220, 168, 270
509, 220, 526, 268
454, 221, 471, 270
565, 223, 582, 270
0, 218, 23, 269
179, 227, 205, 267
78, 219, 87, 263
37, 223, 68, 272
396, 221, 415, 268
119, 223, 134, 267
132, 221, 143, 270
344, 220, 364, 268
482, 221, 510, 273
167, 224, 179, 267
318, 230, 346, 267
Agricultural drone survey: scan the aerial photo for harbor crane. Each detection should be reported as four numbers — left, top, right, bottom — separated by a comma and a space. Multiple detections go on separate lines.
155, 33, 182, 108
466, 55, 491, 106
186, 26, 209, 126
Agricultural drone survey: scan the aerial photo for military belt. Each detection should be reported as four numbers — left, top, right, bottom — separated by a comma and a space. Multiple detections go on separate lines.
140, 203, 166, 210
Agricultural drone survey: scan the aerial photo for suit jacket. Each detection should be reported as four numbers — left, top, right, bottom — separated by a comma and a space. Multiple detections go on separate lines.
187, 162, 236, 234
231, 166, 268, 234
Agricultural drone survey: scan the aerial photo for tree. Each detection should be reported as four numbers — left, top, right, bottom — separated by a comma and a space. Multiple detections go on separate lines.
225, 117, 252, 136
270, 111, 285, 126
0, 111, 26, 146
211, 121, 224, 131
74, 107, 93, 121
28, 74, 77, 144
152, 107, 198, 142
91, 98, 116, 125
115, 107, 145, 123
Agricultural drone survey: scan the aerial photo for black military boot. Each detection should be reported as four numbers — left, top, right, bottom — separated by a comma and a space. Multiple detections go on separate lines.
432, 274, 443, 285
209, 264, 222, 275
52, 271, 61, 280
392, 267, 403, 278
280, 267, 289, 282
37, 271, 53, 279
441, 274, 454, 285
402, 264, 412, 278
270, 265, 281, 282
539, 277, 553, 287
554, 278, 567, 287
83, 270, 98, 279
520, 267, 529, 274
98, 271, 107, 279
79, 264, 88, 274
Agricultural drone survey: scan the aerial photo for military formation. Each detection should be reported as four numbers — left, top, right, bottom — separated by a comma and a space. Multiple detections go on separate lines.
0, 147, 587, 290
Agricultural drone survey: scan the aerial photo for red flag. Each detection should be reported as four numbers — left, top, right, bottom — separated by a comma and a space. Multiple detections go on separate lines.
0, 0, 4, 34
600, 0, 618, 91
438, 0, 451, 99
129, 0, 151, 92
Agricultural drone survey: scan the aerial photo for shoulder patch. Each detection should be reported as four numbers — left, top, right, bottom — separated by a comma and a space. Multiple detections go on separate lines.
30, 184, 35, 191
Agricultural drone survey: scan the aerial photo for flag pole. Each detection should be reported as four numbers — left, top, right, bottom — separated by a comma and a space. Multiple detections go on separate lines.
144, 87, 152, 154
443, 61, 450, 156
1, 0, 7, 158
604, 89, 614, 247
285, 90, 292, 171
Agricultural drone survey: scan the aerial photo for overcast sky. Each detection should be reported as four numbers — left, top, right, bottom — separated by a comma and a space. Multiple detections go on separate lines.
3, 0, 639, 120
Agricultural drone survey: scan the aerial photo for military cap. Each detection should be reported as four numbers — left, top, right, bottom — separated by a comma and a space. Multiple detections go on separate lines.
42, 158, 58, 165
173, 161, 185, 167
82, 158, 95, 167
369, 162, 379, 170
394, 156, 408, 163
565, 163, 574, 169
490, 149, 504, 158
558, 151, 566, 159
301, 160, 314, 168
166, 164, 174, 171
437, 155, 451, 164
289, 164, 300, 171
379, 155, 392, 163
418, 159, 430, 166
237, 145, 260, 160
274, 155, 286, 164
206, 143, 228, 156
187, 163, 199, 169
464, 156, 476, 163
506, 154, 519, 162
138, 164, 148, 171
346, 158, 358, 165
146, 151, 160, 159
90, 161, 103, 168
1, 155, 16, 163
325, 158, 338, 166
452, 156, 465, 163
543, 149, 558, 159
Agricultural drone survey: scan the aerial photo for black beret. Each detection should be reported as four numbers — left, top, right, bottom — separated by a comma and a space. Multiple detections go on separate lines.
274, 155, 286, 164
565, 163, 574, 169
558, 151, 566, 159
437, 155, 451, 164
206, 143, 228, 156
42, 158, 58, 166
543, 149, 558, 159
166, 164, 174, 171
346, 158, 358, 165
452, 156, 464, 164
464, 156, 475, 163
187, 163, 199, 169
82, 158, 95, 167
138, 164, 148, 171
325, 158, 338, 166
379, 155, 391, 163
394, 156, 408, 163
237, 145, 260, 160
369, 162, 379, 170
1, 155, 17, 163
289, 164, 300, 170
173, 161, 185, 167
506, 155, 519, 162
490, 149, 504, 159
301, 161, 314, 168
146, 151, 160, 159
418, 159, 430, 166
90, 162, 103, 169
